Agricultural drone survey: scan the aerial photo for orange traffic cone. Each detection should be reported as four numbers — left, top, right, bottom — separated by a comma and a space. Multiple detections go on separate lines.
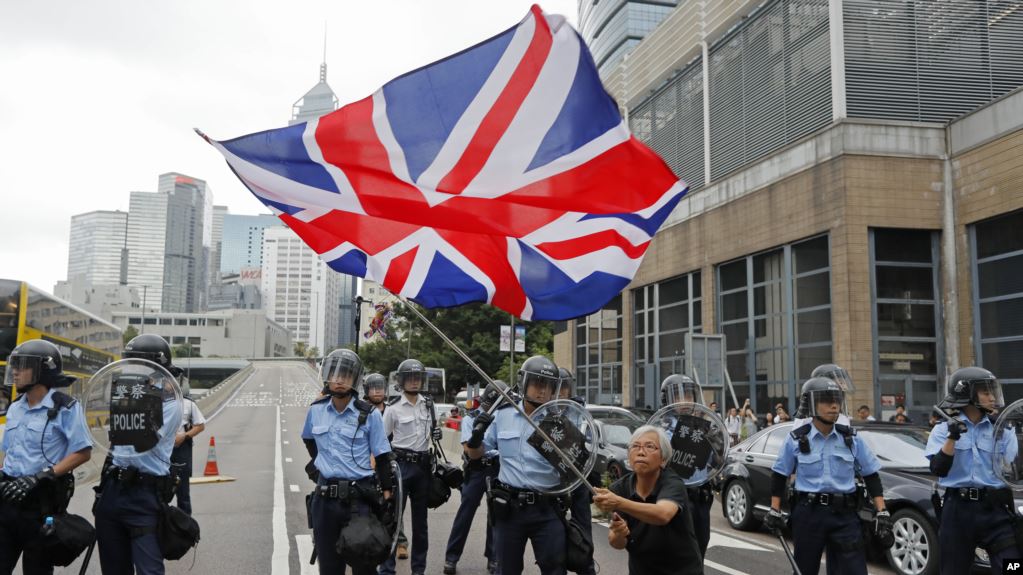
203, 436, 221, 476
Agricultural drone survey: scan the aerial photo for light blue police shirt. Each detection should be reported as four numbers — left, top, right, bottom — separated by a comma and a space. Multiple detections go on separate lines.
772, 423, 881, 493
924, 415, 1017, 489
112, 398, 183, 476
302, 398, 391, 480
482, 403, 560, 490
2, 389, 93, 477
461, 413, 498, 459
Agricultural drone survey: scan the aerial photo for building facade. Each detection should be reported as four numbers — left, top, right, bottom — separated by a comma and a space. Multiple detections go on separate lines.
110, 309, 292, 358
158, 173, 212, 313
220, 214, 282, 276
261, 226, 340, 353
125, 191, 168, 313
211, 205, 228, 286
290, 62, 339, 126
557, 0, 1023, 421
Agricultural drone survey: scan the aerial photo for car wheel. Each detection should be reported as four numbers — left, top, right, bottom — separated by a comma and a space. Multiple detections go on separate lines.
724, 480, 758, 531
606, 462, 625, 483
885, 508, 938, 575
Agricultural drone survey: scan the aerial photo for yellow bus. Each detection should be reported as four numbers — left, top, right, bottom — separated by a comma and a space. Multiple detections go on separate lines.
0, 279, 121, 419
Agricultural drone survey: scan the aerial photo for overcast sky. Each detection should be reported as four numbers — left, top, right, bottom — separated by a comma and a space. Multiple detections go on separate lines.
0, 0, 579, 293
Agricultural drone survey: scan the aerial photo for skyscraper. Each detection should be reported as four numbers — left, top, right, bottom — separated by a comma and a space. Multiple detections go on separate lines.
290, 62, 339, 126
579, 0, 679, 77
66, 210, 128, 287
126, 191, 169, 312
261, 226, 340, 353
220, 213, 283, 275
157, 172, 212, 313
211, 205, 229, 286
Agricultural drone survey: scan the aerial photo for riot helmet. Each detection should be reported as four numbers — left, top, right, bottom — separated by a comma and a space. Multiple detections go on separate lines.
811, 363, 855, 392
518, 355, 560, 408
396, 358, 427, 394
939, 366, 1004, 413
800, 377, 845, 423
558, 367, 575, 399
361, 372, 388, 405
3, 339, 73, 391
321, 349, 363, 398
660, 374, 703, 406
123, 334, 181, 376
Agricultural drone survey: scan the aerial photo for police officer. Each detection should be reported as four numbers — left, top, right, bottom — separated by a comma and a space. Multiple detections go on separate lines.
794, 364, 854, 425
380, 358, 439, 575
0, 339, 92, 574
659, 374, 715, 559
765, 377, 892, 575
95, 334, 184, 575
170, 382, 206, 514
443, 386, 500, 575
925, 367, 1021, 574
302, 349, 394, 575
558, 368, 596, 575
466, 355, 568, 575
362, 373, 388, 414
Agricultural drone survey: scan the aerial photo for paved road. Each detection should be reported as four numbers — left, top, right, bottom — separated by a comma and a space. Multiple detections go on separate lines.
59, 361, 896, 574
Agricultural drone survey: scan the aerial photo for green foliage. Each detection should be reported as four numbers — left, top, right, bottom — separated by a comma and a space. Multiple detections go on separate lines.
293, 341, 307, 357
122, 325, 139, 346
359, 302, 555, 400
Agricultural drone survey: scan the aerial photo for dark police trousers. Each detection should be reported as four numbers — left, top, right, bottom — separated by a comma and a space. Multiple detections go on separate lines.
568, 485, 595, 575
379, 459, 429, 574
494, 501, 567, 575
444, 462, 497, 564
939, 493, 1021, 574
0, 499, 54, 575
309, 490, 377, 575
170, 440, 193, 514
95, 478, 165, 575
687, 486, 713, 558
790, 499, 866, 575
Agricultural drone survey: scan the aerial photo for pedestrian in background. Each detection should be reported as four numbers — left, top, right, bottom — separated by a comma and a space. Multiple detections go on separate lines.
725, 407, 741, 444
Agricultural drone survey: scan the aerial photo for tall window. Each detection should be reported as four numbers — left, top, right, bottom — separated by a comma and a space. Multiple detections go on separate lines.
575, 295, 623, 405
632, 272, 702, 408
717, 235, 832, 413
972, 210, 1023, 403
870, 229, 942, 421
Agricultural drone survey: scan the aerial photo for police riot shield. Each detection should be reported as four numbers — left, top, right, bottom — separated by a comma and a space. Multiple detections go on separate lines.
647, 403, 730, 486
521, 400, 599, 495
83, 358, 182, 456
992, 399, 1023, 489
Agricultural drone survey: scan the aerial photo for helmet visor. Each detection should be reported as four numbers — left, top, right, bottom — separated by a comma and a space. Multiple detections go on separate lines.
3, 355, 42, 390
816, 366, 854, 393
321, 357, 361, 386
123, 350, 168, 366
664, 381, 704, 406
363, 378, 387, 392
969, 377, 1005, 412
521, 372, 560, 405
398, 371, 425, 390
808, 389, 846, 417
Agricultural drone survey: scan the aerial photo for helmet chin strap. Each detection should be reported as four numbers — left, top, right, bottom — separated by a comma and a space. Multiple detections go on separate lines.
323, 385, 353, 399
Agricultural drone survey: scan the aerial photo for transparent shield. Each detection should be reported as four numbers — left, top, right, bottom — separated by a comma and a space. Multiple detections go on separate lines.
993, 399, 1023, 488
520, 400, 599, 495
647, 403, 730, 486
83, 358, 182, 457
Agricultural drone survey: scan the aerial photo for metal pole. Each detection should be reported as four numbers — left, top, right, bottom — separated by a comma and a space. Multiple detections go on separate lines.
354, 297, 361, 353
141, 285, 147, 334
509, 315, 515, 378
397, 295, 596, 494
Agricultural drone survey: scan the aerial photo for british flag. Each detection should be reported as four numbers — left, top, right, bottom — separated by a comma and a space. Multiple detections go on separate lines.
202, 5, 686, 321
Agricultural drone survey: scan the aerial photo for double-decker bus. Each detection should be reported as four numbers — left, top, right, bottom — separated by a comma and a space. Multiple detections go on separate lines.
0, 279, 122, 418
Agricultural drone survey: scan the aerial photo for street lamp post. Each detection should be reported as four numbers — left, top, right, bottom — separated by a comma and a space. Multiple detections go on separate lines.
353, 296, 373, 353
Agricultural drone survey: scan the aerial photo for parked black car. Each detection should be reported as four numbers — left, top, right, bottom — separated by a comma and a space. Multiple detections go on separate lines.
718, 421, 1008, 575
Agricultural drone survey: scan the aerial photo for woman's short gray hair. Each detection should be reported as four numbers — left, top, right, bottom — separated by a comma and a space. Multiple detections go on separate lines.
630, 425, 673, 468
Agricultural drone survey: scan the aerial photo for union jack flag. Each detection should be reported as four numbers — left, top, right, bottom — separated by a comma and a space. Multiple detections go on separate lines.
202, 5, 686, 320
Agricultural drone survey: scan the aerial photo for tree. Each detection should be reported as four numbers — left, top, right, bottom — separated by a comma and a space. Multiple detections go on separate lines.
122, 325, 139, 346
307, 346, 320, 359
293, 341, 308, 357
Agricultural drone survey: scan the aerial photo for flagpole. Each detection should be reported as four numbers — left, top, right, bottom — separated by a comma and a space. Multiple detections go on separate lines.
395, 294, 596, 494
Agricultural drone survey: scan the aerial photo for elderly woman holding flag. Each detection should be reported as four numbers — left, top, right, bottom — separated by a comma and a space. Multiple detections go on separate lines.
593, 426, 704, 575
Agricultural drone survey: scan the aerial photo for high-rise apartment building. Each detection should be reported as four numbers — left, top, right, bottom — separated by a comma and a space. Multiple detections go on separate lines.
261, 226, 340, 353
220, 214, 282, 275
578, 0, 678, 77
66, 210, 128, 287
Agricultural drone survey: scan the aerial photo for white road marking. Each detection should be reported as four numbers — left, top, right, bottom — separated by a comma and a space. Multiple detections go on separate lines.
289, 484, 300, 493
295, 534, 317, 575
282, 429, 287, 432
271, 405, 289, 575
207, 370, 256, 422
708, 531, 769, 552
283, 440, 290, 445
285, 457, 293, 463
705, 559, 751, 575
